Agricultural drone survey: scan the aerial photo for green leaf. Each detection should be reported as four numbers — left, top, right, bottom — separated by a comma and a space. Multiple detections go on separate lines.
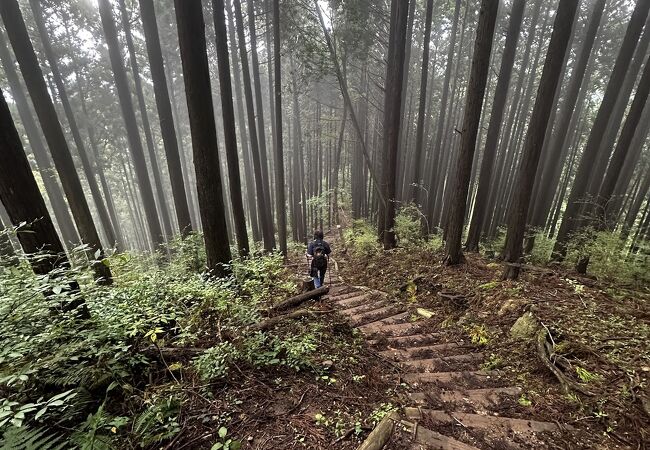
218, 427, 228, 439
211, 444, 224, 450
34, 407, 48, 420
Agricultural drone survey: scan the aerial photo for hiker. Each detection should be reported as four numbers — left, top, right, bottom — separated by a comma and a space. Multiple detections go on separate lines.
306, 230, 331, 288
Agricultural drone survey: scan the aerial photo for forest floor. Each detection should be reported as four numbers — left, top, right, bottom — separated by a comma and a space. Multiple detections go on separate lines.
334, 226, 650, 449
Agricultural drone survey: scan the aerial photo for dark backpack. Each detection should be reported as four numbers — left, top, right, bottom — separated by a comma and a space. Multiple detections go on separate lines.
312, 240, 328, 270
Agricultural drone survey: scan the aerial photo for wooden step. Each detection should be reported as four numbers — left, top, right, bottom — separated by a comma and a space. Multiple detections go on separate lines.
400, 420, 480, 450
340, 299, 387, 315
350, 305, 406, 326
401, 353, 485, 370
409, 387, 522, 407
368, 333, 442, 348
401, 370, 497, 385
356, 311, 411, 330
379, 343, 465, 360
330, 290, 366, 303
361, 320, 425, 337
404, 408, 559, 433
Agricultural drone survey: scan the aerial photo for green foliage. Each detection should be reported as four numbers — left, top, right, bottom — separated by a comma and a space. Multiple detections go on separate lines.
211, 427, 241, 450
527, 229, 554, 265
394, 204, 426, 248
565, 229, 649, 285
0, 238, 300, 447
343, 220, 380, 258
0, 426, 65, 450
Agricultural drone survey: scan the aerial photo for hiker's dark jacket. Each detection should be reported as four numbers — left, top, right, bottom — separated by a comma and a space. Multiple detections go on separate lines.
307, 239, 331, 257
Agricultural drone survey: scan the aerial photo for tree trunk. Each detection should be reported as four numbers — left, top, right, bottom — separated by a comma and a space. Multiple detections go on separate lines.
443, 0, 499, 265
210, 0, 250, 256
530, 0, 605, 230
1, 0, 111, 284
118, 0, 173, 240
290, 56, 306, 243
98, 0, 164, 248
410, 0, 435, 204
502, 0, 579, 280
380, 0, 410, 249
233, 0, 275, 251
139, 0, 193, 237
29, 0, 118, 251
0, 88, 89, 316
596, 56, 650, 229
174, 0, 232, 275
465, 0, 526, 252
0, 28, 79, 248
553, 0, 650, 260
272, 0, 287, 256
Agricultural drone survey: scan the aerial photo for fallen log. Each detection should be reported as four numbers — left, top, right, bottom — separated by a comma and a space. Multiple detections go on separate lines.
269, 286, 329, 313
250, 308, 333, 332
357, 411, 398, 450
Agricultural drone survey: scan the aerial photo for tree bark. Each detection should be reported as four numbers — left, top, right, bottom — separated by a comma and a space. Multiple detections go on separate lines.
0, 28, 79, 248
174, 0, 232, 275
98, 0, 164, 248
502, 0, 580, 280
553, 0, 650, 260
139, 0, 193, 237
0, 88, 89, 316
272, 0, 287, 256
118, 0, 173, 240
233, 0, 276, 252
465, 0, 526, 252
1, 0, 111, 284
443, 0, 498, 265
211, 0, 250, 256
380, 0, 410, 249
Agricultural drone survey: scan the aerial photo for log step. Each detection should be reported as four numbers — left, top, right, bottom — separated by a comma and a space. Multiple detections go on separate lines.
409, 387, 522, 407
400, 420, 480, 450
350, 305, 406, 326
330, 291, 366, 303
361, 320, 425, 337
339, 299, 387, 315
356, 311, 410, 330
368, 333, 442, 348
379, 343, 465, 360
401, 370, 498, 385
400, 353, 486, 370
404, 408, 559, 433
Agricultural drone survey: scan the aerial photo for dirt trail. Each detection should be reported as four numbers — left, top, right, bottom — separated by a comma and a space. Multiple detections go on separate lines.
319, 235, 574, 449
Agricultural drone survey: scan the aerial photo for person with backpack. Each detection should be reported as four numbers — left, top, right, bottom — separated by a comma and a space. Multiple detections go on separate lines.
306, 230, 331, 288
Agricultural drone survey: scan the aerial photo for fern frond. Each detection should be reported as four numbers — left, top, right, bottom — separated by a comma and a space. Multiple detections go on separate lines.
0, 426, 66, 450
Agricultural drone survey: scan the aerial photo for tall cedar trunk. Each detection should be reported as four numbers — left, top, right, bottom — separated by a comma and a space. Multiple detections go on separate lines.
502, 0, 579, 280
29, 0, 118, 250
588, 15, 650, 197
117, 0, 173, 240
465, 0, 526, 252
426, 0, 461, 221
410, 0, 435, 203
0, 88, 89, 316
139, 0, 193, 237
530, 0, 605, 228
174, 0, 232, 275
272, 0, 287, 256
0, 28, 79, 247
233, 0, 275, 251
380, 0, 410, 248
553, 0, 650, 259
246, 0, 273, 226
212, 0, 250, 256
98, 0, 164, 247
290, 56, 306, 243
596, 57, 650, 228
0, 0, 112, 284
443, 0, 499, 264
225, 0, 260, 242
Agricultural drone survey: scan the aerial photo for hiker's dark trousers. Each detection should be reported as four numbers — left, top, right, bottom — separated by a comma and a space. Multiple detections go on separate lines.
310, 267, 326, 288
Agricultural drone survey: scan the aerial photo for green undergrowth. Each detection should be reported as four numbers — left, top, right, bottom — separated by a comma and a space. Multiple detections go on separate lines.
0, 233, 332, 448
